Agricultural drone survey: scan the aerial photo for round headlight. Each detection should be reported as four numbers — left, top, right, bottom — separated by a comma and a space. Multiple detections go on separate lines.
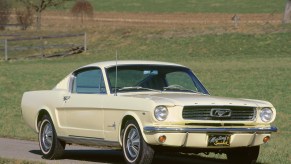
154, 106, 168, 121
260, 108, 273, 122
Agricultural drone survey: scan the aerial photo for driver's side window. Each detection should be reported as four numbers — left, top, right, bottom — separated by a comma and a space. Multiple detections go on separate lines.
72, 68, 106, 94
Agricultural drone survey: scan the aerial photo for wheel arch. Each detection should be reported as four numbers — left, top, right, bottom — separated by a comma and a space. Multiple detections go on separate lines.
36, 108, 53, 133
119, 113, 149, 146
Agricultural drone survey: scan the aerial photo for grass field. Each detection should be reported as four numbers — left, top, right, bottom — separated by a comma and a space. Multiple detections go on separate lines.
0, 24, 291, 163
53, 0, 286, 14
0, 157, 42, 164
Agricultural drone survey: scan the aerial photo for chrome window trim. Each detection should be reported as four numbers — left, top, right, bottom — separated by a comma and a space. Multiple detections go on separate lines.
69, 66, 107, 94
68, 74, 76, 93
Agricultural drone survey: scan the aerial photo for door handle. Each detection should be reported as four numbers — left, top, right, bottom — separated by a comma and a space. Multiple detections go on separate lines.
63, 96, 70, 101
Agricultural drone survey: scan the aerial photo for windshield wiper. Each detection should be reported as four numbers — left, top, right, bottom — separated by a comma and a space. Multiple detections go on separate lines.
117, 86, 159, 92
163, 85, 197, 93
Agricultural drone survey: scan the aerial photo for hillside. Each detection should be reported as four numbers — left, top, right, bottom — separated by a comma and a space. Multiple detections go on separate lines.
0, 0, 290, 163
53, 0, 285, 13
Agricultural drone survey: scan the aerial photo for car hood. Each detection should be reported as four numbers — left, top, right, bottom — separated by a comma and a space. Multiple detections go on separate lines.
123, 92, 272, 107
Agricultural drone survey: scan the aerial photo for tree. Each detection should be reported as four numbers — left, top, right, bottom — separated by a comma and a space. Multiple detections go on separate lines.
19, 0, 72, 30
16, 6, 34, 30
0, 0, 12, 30
71, 0, 94, 24
283, 0, 291, 23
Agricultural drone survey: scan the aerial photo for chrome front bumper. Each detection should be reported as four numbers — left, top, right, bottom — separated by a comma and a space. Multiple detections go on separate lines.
143, 126, 278, 134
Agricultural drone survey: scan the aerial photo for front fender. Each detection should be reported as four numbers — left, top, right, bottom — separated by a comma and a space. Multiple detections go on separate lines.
118, 111, 153, 146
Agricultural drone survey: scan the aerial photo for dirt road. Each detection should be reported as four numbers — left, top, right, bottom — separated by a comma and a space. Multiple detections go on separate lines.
8, 11, 283, 33
0, 138, 228, 164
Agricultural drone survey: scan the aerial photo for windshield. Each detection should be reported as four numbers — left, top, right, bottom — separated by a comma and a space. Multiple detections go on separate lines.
106, 65, 209, 94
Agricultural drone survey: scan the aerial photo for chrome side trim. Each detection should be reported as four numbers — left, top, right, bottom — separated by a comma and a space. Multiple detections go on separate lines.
58, 135, 120, 147
143, 126, 278, 134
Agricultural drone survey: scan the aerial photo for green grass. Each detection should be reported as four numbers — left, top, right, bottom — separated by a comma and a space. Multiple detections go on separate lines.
0, 157, 43, 164
1, 25, 291, 163
51, 0, 286, 14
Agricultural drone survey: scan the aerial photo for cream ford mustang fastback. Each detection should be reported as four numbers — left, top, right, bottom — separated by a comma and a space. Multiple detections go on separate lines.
21, 60, 277, 164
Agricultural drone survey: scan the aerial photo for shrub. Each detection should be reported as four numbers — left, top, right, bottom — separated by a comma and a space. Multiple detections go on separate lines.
71, 0, 94, 24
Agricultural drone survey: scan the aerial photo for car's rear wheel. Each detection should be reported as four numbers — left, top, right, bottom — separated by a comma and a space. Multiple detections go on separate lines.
122, 120, 154, 164
39, 115, 65, 159
226, 146, 260, 164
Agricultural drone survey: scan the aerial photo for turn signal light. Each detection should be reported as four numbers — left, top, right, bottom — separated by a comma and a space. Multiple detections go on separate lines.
263, 136, 270, 143
158, 135, 166, 143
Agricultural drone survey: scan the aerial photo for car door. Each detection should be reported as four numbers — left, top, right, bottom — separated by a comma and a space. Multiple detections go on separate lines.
61, 67, 106, 139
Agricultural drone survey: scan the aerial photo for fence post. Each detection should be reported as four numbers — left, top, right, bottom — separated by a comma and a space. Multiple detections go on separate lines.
4, 39, 8, 61
40, 36, 44, 58
84, 32, 87, 52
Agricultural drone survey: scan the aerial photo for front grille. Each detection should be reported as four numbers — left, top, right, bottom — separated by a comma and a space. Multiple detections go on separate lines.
182, 106, 256, 121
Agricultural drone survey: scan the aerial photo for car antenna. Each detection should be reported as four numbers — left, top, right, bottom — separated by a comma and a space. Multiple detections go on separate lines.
114, 50, 118, 96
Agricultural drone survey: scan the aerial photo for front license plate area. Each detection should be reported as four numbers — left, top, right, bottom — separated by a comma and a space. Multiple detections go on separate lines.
208, 134, 231, 146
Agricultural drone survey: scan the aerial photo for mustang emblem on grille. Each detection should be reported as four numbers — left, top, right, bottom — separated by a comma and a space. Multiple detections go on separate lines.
210, 108, 231, 118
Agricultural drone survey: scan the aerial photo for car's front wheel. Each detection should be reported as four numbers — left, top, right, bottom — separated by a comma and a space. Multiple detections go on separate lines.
39, 115, 65, 159
226, 146, 260, 164
122, 120, 154, 164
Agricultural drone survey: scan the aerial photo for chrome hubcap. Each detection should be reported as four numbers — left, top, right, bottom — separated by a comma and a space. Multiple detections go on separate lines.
41, 121, 53, 152
126, 127, 140, 160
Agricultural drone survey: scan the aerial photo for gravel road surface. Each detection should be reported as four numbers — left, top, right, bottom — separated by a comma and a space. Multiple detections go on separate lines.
0, 138, 227, 164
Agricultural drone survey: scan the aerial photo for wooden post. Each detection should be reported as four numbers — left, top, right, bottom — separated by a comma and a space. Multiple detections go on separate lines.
40, 36, 44, 58
36, 10, 41, 31
283, 0, 291, 24
4, 39, 8, 61
84, 32, 87, 52
231, 14, 240, 28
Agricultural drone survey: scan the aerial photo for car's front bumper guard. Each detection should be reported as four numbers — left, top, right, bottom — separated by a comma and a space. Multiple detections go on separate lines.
143, 126, 278, 134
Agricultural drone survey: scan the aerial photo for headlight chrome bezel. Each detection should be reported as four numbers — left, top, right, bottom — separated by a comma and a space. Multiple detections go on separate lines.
154, 106, 168, 121
260, 107, 273, 122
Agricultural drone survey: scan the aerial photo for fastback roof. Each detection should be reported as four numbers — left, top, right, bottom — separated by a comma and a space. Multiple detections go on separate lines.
84, 60, 184, 68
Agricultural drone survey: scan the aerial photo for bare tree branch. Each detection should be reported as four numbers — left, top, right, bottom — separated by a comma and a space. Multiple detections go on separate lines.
0, 0, 12, 30
19, 0, 73, 30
